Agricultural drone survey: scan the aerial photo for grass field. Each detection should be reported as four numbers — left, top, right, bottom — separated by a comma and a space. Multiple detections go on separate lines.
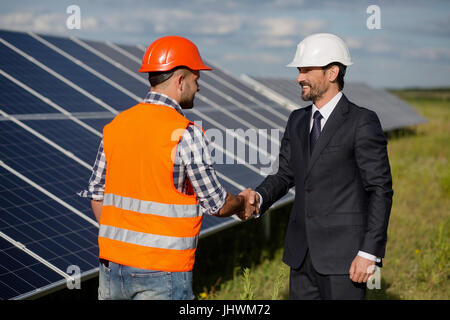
194, 89, 450, 300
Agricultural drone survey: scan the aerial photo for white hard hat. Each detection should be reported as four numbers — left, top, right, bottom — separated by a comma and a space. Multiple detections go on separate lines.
287, 33, 353, 68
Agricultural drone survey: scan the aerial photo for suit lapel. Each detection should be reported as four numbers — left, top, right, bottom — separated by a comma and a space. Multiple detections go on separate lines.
306, 95, 350, 178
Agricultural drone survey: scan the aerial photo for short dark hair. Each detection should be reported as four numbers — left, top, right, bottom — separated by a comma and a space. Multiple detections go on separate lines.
148, 70, 175, 87
322, 62, 346, 91
148, 66, 190, 87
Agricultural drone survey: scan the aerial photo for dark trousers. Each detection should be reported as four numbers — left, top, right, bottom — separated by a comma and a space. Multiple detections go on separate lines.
289, 251, 366, 300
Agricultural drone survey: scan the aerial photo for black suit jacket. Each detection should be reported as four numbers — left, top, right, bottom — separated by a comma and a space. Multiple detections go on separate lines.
255, 94, 393, 274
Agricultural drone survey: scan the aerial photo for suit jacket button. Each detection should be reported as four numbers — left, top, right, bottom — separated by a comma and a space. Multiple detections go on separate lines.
305, 188, 311, 193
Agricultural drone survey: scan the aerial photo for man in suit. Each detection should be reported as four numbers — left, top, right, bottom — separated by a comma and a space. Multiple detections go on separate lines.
241, 33, 393, 299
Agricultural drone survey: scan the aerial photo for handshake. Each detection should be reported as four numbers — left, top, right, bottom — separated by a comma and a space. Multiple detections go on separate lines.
236, 188, 261, 221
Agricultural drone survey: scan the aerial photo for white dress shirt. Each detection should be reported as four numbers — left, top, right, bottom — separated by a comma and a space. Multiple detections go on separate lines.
310, 91, 342, 132
257, 91, 380, 263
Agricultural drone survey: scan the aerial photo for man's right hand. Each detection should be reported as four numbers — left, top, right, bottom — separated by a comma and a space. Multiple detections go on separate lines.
215, 189, 260, 220
237, 188, 260, 220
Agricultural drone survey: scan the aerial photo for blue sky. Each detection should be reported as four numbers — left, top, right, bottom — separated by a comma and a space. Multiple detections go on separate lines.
1, 0, 449, 88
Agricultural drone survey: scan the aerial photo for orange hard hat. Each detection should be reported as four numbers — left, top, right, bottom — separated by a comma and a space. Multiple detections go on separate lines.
139, 36, 212, 73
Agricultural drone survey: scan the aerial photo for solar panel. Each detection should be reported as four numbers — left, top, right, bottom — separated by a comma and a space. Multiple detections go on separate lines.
0, 31, 136, 112
18, 119, 101, 165
0, 74, 59, 115
0, 159, 98, 300
0, 234, 66, 300
0, 29, 294, 299
241, 75, 427, 131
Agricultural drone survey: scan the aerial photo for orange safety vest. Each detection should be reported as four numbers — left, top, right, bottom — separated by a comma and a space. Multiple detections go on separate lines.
99, 102, 202, 272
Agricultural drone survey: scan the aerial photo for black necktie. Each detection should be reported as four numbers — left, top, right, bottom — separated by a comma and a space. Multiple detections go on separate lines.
310, 110, 323, 154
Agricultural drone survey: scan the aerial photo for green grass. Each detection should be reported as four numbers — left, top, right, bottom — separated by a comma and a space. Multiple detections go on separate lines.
372, 91, 450, 299
194, 89, 450, 300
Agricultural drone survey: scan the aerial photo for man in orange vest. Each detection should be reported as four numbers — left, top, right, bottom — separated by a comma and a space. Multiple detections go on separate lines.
79, 36, 258, 300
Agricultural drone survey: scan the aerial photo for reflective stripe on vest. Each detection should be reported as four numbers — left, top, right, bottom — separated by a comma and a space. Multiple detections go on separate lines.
99, 225, 198, 250
103, 193, 201, 218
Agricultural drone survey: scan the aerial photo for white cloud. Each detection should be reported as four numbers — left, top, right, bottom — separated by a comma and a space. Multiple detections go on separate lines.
254, 17, 326, 49
94, 9, 244, 37
274, 0, 305, 7
0, 7, 245, 38
255, 37, 296, 48
0, 11, 99, 34
367, 41, 392, 53
0, 12, 65, 33
344, 36, 363, 49
342, 35, 392, 54
260, 17, 326, 37
224, 53, 283, 64
259, 17, 326, 38
402, 47, 450, 61
260, 17, 298, 37
342, 35, 450, 65
191, 13, 243, 35
299, 19, 328, 36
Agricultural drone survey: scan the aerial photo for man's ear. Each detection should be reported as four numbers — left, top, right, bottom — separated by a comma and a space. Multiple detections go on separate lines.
327, 65, 339, 82
174, 72, 184, 91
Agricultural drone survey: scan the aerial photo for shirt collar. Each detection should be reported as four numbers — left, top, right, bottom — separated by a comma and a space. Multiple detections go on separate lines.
312, 91, 342, 121
142, 91, 185, 116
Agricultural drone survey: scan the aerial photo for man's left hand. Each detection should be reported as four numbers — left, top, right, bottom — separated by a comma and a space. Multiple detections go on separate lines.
349, 255, 376, 283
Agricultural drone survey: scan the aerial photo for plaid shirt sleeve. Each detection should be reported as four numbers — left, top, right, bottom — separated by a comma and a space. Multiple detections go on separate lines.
177, 124, 227, 215
77, 139, 106, 200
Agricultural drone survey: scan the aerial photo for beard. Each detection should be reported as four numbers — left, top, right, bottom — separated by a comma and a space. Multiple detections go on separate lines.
179, 95, 195, 109
179, 84, 196, 109
300, 81, 328, 102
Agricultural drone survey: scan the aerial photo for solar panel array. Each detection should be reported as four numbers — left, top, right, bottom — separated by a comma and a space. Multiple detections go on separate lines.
0, 29, 294, 299
241, 75, 427, 131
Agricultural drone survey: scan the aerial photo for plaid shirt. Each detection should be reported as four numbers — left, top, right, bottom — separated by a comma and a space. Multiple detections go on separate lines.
78, 92, 227, 215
